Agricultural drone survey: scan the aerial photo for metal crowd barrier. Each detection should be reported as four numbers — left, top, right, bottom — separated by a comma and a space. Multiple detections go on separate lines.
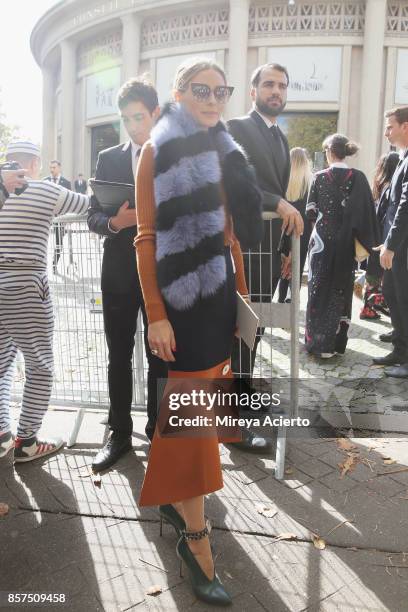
10, 214, 148, 413
11, 213, 300, 476
240, 212, 300, 479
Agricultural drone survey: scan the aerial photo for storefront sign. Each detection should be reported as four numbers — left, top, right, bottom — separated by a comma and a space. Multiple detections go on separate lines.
267, 47, 342, 103
86, 67, 120, 120
156, 53, 217, 104
74, 0, 127, 27
395, 49, 408, 104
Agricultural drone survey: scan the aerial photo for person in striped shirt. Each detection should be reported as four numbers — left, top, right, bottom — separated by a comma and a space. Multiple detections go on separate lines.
0, 165, 29, 207
0, 140, 89, 463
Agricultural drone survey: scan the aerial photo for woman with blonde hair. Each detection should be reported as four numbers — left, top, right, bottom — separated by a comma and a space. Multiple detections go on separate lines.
134, 57, 262, 605
278, 147, 313, 302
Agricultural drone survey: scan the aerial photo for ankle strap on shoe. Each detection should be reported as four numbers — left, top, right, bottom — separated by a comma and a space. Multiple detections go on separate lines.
182, 526, 209, 541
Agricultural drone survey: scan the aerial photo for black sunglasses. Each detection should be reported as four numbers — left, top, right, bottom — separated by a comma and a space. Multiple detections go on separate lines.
190, 82, 234, 103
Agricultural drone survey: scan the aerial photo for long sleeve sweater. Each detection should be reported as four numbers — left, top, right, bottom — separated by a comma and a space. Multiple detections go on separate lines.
134, 141, 248, 324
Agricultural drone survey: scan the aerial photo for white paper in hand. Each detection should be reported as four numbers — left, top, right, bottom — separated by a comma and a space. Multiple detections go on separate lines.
236, 292, 259, 350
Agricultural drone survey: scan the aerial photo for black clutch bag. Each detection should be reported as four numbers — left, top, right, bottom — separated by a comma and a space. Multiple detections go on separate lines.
89, 179, 135, 215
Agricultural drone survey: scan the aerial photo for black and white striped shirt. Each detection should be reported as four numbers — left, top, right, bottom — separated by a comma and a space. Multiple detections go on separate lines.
0, 180, 89, 269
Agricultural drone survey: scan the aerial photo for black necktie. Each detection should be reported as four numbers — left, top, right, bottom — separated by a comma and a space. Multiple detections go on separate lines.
269, 124, 283, 147
268, 124, 287, 181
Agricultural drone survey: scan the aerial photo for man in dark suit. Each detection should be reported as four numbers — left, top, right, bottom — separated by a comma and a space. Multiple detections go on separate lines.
373, 106, 408, 378
88, 78, 167, 472
45, 160, 72, 190
75, 174, 87, 194
227, 63, 303, 408
44, 160, 72, 272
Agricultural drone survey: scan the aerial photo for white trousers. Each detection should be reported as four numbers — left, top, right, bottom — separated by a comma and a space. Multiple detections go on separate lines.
0, 270, 54, 439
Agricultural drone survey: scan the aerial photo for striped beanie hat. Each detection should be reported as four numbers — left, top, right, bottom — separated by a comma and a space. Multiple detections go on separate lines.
6, 140, 41, 158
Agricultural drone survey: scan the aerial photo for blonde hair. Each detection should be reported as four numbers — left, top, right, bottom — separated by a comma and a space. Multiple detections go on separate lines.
286, 147, 312, 203
173, 57, 226, 93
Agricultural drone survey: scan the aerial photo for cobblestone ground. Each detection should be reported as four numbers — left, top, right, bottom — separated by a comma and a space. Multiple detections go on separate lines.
4, 227, 408, 610
255, 281, 408, 429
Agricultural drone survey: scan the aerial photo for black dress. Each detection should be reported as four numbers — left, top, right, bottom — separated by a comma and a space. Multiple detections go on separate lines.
166, 245, 237, 372
305, 167, 379, 356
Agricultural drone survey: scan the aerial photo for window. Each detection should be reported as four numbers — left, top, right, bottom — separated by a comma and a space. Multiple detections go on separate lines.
278, 112, 338, 164
90, 122, 120, 176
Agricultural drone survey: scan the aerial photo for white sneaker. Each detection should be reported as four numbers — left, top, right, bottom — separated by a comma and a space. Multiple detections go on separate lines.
0, 431, 14, 458
320, 352, 337, 359
14, 436, 64, 463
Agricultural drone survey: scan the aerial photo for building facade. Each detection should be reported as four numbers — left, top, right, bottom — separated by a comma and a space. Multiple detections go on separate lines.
31, 0, 408, 180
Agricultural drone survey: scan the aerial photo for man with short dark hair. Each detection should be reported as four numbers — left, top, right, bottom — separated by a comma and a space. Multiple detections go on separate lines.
88, 77, 167, 472
45, 160, 71, 190
75, 173, 87, 194
373, 106, 408, 378
44, 160, 72, 272
227, 63, 303, 393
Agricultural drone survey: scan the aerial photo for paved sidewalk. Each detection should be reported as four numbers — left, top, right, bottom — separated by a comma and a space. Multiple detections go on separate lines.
2, 287, 408, 611
1, 406, 408, 612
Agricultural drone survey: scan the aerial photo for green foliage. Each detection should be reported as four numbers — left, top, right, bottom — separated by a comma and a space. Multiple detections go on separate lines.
286, 114, 338, 160
0, 96, 19, 162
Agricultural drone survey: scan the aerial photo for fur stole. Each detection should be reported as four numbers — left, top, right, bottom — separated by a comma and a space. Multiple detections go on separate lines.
150, 102, 262, 311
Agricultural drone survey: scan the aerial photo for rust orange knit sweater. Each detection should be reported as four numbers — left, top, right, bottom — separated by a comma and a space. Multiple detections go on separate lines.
134, 141, 249, 324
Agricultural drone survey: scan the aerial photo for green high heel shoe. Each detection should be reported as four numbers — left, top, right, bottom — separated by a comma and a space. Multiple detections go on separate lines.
159, 504, 186, 536
176, 526, 232, 607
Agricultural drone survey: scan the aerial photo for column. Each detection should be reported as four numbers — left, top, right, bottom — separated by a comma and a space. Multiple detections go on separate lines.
337, 46, 352, 134
358, 0, 387, 175
121, 13, 142, 82
383, 46, 398, 152
60, 39, 76, 183
227, 0, 250, 118
384, 47, 397, 113
41, 64, 55, 172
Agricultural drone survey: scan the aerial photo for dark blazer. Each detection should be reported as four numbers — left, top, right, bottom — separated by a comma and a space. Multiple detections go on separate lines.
227, 109, 290, 297
227, 109, 290, 212
384, 151, 408, 253
44, 175, 72, 190
75, 179, 87, 194
87, 142, 139, 294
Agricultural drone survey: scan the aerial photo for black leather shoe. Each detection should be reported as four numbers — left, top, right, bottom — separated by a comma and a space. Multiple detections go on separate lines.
379, 331, 395, 343
384, 363, 408, 378
92, 433, 132, 473
228, 428, 273, 453
373, 351, 407, 366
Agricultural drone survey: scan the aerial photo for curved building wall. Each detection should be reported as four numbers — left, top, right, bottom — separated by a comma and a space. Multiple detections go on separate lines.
31, 0, 408, 181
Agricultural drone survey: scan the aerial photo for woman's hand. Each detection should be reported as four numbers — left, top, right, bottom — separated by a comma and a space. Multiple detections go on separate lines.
148, 319, 176, 362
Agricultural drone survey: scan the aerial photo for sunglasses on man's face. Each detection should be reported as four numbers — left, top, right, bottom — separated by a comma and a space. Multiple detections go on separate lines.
190, 83, 234, 103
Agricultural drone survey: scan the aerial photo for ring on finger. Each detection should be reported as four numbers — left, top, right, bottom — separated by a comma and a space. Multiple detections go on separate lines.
151, 348, 159, 356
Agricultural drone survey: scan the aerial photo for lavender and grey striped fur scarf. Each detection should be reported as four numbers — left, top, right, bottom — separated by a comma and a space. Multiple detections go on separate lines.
151, 102, 262, 311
